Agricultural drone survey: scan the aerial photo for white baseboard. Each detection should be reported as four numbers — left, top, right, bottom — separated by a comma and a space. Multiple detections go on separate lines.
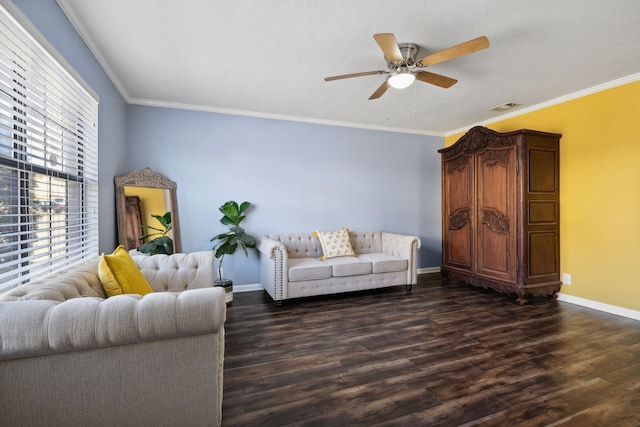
416, 267, 639, 321
557, 293, 640, 321
418, 267, 441, 274
233, 283, 263, 293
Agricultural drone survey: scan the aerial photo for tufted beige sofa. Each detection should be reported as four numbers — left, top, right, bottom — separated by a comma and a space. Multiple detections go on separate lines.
257, 230, 421, 305
0, 251, 225, 427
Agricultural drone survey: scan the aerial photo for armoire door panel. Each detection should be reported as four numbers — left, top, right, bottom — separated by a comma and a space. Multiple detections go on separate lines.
446, 155, 472, 214
528, 231, 559, 277
447, 226, 473, 268
528, 148, 558, 193
476, 148, 516, 282
477, 149, 511, 214
529, 201, 557, 224
443, 154, 474, 272
478, 224, 509, 274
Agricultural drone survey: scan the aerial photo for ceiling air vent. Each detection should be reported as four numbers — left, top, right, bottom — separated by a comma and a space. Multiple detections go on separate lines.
490, 102, 520, 112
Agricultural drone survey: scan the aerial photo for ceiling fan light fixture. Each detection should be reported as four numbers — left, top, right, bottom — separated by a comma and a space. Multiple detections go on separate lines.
387, 69, 415, 89
325, 33, 490, 100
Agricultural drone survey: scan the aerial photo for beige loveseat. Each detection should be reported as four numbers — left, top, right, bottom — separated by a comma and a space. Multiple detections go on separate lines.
0, 251, 225, 427
257, 230, 421, 305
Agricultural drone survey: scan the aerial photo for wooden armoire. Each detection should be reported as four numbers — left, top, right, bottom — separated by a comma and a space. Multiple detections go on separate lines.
438, 126, 561, 304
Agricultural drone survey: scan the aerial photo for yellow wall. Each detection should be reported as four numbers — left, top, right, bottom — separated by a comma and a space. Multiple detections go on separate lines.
445, 79, 640, 311
124, 186, 168, 241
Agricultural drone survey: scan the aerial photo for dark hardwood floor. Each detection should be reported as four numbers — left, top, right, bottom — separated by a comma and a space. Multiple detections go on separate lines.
222, 274, 640, 426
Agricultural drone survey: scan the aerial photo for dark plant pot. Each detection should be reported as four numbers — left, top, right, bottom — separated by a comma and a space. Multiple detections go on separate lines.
214, 279, 233, 303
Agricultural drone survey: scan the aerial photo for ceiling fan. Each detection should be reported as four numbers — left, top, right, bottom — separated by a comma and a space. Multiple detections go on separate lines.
324, 33, 489, 100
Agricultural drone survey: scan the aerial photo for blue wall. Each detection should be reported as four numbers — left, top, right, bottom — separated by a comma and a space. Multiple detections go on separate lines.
127, 106, 443, 284
14, 0, 444, 285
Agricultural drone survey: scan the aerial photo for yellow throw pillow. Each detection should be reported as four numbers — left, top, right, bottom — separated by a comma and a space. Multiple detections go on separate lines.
313, 228, 356, 261
99, 245, 154, 297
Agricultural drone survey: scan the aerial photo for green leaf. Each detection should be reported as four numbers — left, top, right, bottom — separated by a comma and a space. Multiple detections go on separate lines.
162, 211, 172, 225
219, 201, 239, 222
220, 215, 235, 226
214, 240, 237, 258
210, 231, 232, 242
238, 201, 250, 215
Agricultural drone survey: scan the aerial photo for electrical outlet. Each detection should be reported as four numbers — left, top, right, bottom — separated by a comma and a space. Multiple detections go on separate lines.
562, 273, 571, 285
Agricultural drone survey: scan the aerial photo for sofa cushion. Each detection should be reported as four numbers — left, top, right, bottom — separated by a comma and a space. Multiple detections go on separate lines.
326, 256, 372, 277
288, 258, 332, 282
358, 253, 408, 273
99, 246, 153, 297
313, 228, 356, 260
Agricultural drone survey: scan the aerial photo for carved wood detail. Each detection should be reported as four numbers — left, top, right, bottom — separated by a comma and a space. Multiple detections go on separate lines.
481, 149, 511, 167
480, 209, 509, 234
439, 126, 518, 160
114, 167, 177, 189
448, 209, 470, 230
447, 155, 469, 173
442, 268, 560, 305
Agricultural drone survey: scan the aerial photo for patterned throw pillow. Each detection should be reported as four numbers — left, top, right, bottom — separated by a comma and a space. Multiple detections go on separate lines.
313, 228, 356, 261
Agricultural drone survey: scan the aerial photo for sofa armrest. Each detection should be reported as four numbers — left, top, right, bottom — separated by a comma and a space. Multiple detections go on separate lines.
0, 287, 226, 361
256, 236, 288, 302
381, 232, 421, 285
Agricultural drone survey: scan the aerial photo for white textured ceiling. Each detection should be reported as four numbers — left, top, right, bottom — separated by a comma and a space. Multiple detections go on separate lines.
56, 0, 640, 135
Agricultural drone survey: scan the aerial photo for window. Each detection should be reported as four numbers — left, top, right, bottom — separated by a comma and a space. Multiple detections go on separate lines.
0, 3, 98, 292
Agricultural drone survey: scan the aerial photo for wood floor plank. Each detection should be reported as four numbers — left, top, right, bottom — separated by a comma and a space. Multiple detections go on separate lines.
222, 274, 640, 426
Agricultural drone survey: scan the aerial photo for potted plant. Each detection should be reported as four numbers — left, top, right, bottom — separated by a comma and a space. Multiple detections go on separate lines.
210, 201, 256, 301
138, 211, 174, 255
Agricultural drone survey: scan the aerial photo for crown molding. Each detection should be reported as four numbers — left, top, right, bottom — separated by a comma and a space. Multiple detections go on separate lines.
128, 97, 445, 137
56, 0, 129, 101
445, 73, 640, 137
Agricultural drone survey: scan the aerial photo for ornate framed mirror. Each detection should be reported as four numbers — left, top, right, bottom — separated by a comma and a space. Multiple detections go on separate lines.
115, 168, 181, 252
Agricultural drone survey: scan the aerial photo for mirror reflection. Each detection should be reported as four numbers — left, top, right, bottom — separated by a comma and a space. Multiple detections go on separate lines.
115, 168, 181, 253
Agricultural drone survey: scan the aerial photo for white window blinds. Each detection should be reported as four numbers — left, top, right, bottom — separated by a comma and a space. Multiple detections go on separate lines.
0, 4, 98, 292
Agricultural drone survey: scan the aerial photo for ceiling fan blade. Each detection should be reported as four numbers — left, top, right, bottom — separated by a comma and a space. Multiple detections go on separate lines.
324, 71, 386, 81
415, 71, 458, 88
368, 81, 389, 100
373, 33, 404, 63
417, 36, 489, 67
